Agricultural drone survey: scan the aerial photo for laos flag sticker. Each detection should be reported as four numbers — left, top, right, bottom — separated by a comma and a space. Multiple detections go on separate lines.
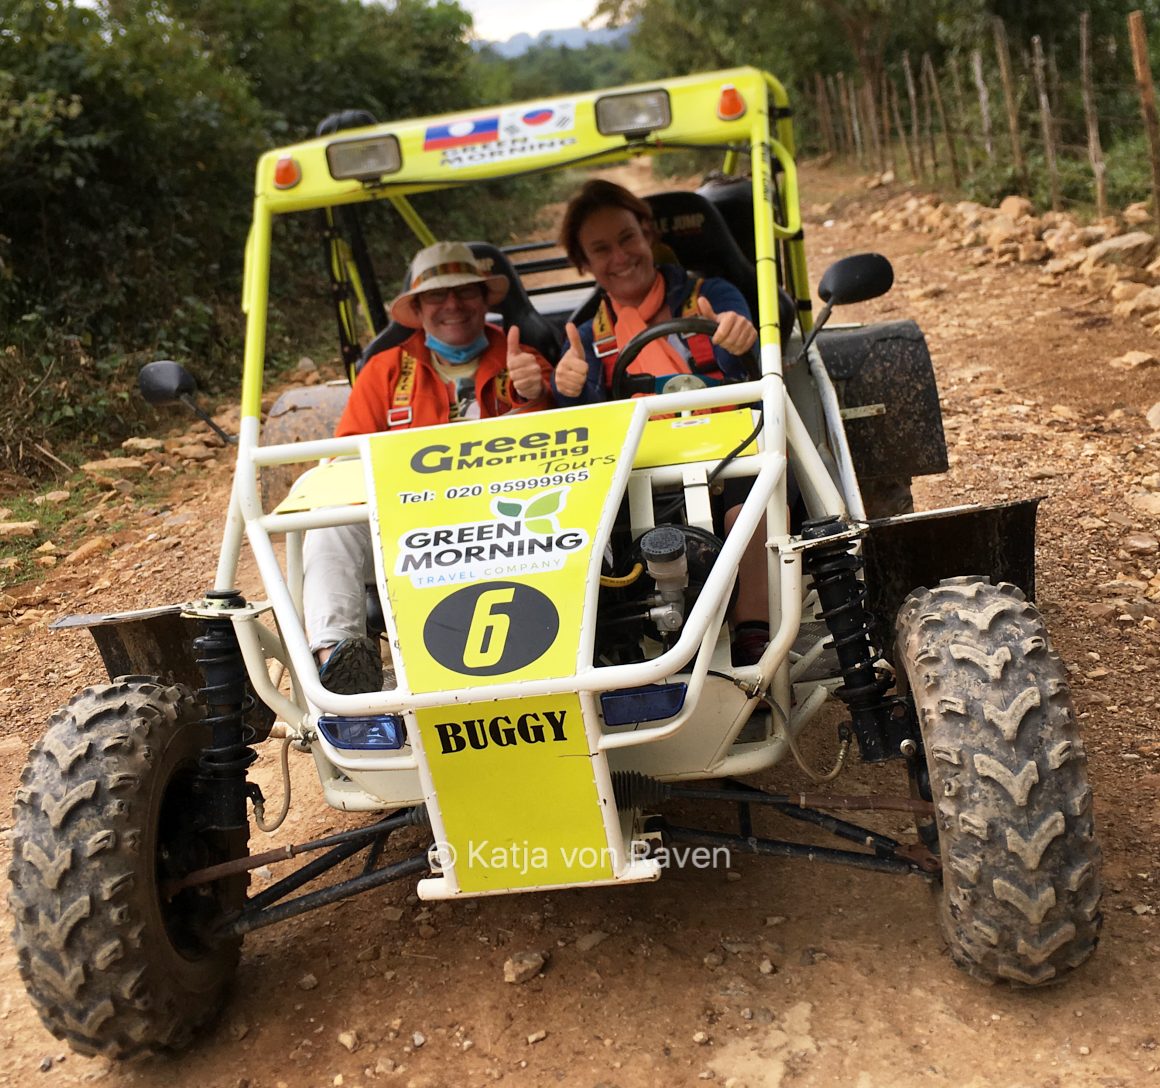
424, 116, 499, 150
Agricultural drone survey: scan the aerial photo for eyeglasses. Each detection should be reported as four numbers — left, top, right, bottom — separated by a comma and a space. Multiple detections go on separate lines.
418, 284, 484, 306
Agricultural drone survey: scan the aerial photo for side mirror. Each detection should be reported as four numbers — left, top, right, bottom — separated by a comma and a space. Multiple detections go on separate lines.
817, 253, 894, 306
137, 360, 237, 445
795, 253, 895, 366
139, 360, 197, 405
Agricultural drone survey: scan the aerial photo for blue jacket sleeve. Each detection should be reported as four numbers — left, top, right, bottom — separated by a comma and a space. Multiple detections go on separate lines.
698, 276, 754, 379
550, 319, 608, 406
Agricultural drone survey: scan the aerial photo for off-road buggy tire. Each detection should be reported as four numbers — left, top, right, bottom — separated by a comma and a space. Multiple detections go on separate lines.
895, 578, 1101, 985
9, 678, 247, 1058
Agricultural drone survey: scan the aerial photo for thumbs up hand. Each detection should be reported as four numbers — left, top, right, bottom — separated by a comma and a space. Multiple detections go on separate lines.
697, 295, 757, 355
506, 325, 543, 400
555, 322, 590, 398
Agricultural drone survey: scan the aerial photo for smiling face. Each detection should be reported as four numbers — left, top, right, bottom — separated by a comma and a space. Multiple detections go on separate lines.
415, 283, 488, 346
576, 206, 658, 308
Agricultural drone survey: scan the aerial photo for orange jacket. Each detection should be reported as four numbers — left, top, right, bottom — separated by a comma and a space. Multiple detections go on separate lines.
336, 326, 553, 436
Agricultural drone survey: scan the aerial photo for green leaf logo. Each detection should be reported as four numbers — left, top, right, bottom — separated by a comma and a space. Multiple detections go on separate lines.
492, 487, 570, 536
525, 490, 563, 518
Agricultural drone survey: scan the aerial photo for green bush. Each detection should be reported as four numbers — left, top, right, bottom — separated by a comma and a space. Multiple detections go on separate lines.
0, 0, 551, 477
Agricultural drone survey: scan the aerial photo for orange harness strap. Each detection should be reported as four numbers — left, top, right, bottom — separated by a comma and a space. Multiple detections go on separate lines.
387, 349, 418, 428
593, 279, 719, 388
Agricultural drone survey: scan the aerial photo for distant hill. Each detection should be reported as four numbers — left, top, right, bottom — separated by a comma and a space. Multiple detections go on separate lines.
477, 24, 631, 58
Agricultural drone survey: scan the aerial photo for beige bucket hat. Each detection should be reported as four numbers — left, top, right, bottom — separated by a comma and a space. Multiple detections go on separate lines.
388, 241, 509, 323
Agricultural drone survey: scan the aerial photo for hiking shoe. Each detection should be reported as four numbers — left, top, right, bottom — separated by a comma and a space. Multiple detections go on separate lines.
318, 636, 383, 694
731, 621, 770, 667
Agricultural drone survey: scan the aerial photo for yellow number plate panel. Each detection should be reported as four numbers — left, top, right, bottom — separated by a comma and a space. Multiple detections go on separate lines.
368, 403, 635, 694
416, 693, 612, 892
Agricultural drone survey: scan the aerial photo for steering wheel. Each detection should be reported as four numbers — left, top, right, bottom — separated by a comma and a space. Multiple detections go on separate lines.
609, 316, 760, 400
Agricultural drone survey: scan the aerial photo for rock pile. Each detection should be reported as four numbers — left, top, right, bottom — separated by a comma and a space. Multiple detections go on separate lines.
861, 191, 1160, 317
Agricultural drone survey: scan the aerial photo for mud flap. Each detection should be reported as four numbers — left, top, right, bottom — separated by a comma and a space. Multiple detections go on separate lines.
861, 498, 1040, 663
51, 605, 276, 739
53, 606, 202, 687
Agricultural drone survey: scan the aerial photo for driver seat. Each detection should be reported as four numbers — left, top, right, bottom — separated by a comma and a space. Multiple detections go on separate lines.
645, 190, 759, 316
355, 242, 561, 374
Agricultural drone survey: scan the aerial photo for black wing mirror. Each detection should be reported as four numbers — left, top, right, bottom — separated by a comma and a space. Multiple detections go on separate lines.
796, 253, 895, 364
138, 359, 197, 405
817, 253, 894, 306
138, 360, 236, 445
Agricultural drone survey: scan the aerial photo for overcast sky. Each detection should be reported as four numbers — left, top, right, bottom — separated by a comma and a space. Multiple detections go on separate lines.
460, 0, 600, 41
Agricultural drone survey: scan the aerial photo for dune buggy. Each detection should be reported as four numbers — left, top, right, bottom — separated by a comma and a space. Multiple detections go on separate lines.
11, 67, 1101, 1058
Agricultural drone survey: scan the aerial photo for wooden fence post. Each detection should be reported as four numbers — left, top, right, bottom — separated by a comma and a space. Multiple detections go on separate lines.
948, 53, 976, 179
1080, 12, 1108, 218
971, 48, 995, 160
861, 79, 885, 172
1032, 35, 1061, 210
924, 53, 961, 186
828, 74, 853, 155
815, 72, 839, 156
867, 79, 881, 171
890, 75, 919, 181
1129, 9, 1160, 220
841, 72, 864, 163
993, 16, 1026, 187
919, 53, 939, 179
880, 69, 895, 174
902, 52, 924, 179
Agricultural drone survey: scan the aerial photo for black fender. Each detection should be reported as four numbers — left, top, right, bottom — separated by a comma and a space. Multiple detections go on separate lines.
861, 498, 1041, 664
816, 320, 949, 482
52, 605, 275, 740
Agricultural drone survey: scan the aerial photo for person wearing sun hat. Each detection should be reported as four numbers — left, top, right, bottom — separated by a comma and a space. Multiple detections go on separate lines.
337, 240, 552, 434
303, 241, 555, 694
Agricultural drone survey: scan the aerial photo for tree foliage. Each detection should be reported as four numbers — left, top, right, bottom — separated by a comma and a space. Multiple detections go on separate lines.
477, 38, 634, 102
595, 0, 1160, 101
0, 0, 524, 471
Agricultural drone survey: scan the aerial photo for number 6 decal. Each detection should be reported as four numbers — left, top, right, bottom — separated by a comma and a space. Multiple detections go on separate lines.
463, 587, 516, 668
423, 581, 560, 676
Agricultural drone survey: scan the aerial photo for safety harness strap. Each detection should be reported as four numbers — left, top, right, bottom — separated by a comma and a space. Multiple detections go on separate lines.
594, 277, 719, 386
387, 349, 417, 427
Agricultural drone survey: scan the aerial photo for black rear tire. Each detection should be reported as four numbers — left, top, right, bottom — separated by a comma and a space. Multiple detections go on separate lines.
896, 578, 1101, 985
9, 679, 247, 1057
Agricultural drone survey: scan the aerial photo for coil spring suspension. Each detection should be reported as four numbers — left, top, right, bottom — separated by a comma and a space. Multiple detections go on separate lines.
194, 588, 258, 830
801, 516, 914, 762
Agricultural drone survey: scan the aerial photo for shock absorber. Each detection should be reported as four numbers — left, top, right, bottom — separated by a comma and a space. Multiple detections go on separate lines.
194, 588, 258, 830
801, 516, 914, 762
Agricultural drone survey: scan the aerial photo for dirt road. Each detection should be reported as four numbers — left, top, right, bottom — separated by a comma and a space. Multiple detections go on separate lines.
0, 162, 1158, 1087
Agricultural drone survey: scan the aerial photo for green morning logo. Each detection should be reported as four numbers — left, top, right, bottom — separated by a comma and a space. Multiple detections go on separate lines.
493, 488, 567, 535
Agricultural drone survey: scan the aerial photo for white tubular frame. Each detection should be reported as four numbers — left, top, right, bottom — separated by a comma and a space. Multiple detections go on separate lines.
197, 68, 858, 783
208, 368, 849, 768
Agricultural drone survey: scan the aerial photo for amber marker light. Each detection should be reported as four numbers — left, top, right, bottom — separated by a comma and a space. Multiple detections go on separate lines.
273, 156, 302, 189
717, 84, 746, 121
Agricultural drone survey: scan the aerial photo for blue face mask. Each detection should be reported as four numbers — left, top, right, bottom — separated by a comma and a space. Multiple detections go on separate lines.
426, 332, 488, 365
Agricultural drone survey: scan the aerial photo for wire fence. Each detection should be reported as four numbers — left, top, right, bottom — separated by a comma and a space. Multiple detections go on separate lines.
801, 9, 1160, 224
